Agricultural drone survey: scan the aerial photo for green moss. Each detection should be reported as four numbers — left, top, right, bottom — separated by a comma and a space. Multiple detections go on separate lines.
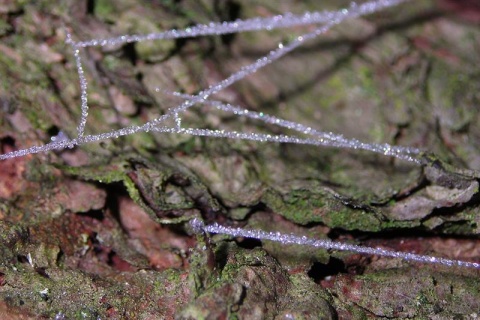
356, 66, 377, 97
324, 209, 382, 231
94, 0, 116, 21
262, 188, 384, 231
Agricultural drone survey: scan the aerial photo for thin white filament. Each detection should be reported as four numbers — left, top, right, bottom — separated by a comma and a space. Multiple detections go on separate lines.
73, 0, 409, 48
190, 218, 480, 269
164, 91, 422, 163
66, 33, 89, 137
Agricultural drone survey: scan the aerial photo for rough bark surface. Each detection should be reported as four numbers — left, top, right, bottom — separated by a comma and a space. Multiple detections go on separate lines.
0, 0, 480, 318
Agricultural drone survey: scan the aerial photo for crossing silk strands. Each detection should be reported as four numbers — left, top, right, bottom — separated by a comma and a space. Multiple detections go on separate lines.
1, 0, 418, 162
1, 0, 479, 270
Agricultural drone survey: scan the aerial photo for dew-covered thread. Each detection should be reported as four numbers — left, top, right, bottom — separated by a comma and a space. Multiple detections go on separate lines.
0, 0, 414, 164
191, 218, 480, 269
74, 0, 409, 48
165, 92, 422, 163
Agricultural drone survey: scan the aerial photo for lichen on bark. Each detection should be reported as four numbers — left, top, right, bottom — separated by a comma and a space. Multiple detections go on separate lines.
1, 0, 480, 319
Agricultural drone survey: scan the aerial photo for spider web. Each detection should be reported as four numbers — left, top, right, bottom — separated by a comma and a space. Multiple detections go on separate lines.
1, 0, 479, 269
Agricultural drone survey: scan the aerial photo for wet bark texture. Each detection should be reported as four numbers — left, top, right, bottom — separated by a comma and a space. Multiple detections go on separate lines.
1, 0, 480, 318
